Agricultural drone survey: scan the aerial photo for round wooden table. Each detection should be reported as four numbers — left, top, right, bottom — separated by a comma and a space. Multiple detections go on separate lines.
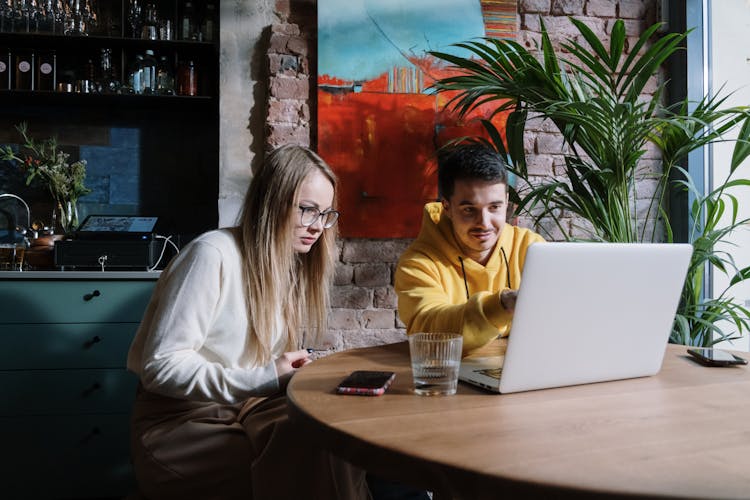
287, 342, 750, 499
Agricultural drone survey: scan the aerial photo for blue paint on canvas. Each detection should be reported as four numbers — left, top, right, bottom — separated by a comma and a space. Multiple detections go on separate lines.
319, 0, 484, 81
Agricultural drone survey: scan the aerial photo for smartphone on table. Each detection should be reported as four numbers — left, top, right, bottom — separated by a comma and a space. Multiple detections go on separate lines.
687, 348, 748, 367
336, 370, 396, 396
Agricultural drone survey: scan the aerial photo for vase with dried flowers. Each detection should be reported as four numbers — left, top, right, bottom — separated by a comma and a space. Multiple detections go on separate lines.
1, 123, 91, 235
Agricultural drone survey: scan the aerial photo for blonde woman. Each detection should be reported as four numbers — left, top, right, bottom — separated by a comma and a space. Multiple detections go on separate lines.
127, 145, 370, 499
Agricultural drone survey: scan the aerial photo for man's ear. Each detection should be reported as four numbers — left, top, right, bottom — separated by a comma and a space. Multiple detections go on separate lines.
441, 199, 451, 219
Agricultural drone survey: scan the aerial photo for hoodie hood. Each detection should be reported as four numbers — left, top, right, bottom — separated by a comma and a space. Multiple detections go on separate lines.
412, 201, 510, 273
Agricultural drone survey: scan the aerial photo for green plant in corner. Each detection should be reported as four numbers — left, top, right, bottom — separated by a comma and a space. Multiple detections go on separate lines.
428, 18, 750, 346
655, 102, 750, 346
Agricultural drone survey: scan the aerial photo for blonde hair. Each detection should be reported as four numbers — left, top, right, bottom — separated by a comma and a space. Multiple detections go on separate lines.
238, 145, 337, 365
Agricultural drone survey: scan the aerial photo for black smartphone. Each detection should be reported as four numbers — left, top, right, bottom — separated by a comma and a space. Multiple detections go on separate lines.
687, 348, 748, 367
336, 370, 396, 396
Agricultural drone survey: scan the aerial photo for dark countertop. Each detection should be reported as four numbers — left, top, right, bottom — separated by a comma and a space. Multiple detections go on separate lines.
0, 271, 161, 279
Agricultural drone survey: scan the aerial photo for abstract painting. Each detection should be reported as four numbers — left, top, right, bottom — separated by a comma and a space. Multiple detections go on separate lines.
318, 0, 517, 238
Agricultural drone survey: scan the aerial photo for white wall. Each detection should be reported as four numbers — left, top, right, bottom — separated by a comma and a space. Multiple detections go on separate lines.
219, 0, 277, 227
709, 0, 750, 351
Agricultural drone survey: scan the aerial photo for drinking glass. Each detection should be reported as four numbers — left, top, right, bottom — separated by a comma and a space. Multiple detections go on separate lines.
408, 332, 463, 396
0, 243, 25, 271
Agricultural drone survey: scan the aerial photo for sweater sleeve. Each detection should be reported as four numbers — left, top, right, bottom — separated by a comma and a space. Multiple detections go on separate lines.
394, 254, 513, 352
133, 241, 280, 404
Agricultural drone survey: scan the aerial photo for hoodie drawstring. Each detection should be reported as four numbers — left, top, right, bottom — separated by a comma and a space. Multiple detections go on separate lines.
459, 248, 512, 302
501, 247, 511, 289
458, 256, 470, 300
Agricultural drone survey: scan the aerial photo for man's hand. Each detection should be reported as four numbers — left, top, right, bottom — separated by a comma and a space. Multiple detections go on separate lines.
499, 289, 517, 313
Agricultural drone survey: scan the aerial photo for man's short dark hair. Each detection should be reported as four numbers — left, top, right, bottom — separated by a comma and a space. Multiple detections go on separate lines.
437, 143, 509, 200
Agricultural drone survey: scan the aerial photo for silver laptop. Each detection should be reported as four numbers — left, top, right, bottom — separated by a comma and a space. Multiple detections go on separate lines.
459, 242, 693, 393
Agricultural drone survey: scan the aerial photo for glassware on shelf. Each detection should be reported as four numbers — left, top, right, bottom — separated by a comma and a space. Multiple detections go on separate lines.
14, 49, 34, 90
176, 59, 196, 96
179, 1, 193, 40
0, 48, 10, 89
82, 0, 96, 29
49, 0, 67, 35
200, 3, 216, 42
128, 53, 143, 94
99, 47, 120, 94
158, 17, 171, 40
127, 0, 141, 38
36, 50, 55, 91
156, 55, 174, 95
0, 1, 9, 33
141, 48, 156, 94
74, 56, 95, 92
140, 2, 156, 40
63, 0, 94, 36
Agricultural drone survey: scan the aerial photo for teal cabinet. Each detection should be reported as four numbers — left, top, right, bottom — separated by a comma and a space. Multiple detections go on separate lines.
0, 274, 157, 499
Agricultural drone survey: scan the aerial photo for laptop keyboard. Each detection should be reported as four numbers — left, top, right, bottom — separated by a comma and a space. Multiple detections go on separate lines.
477, 367, 503, 380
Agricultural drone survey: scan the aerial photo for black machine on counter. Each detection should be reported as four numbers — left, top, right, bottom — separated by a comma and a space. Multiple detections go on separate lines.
54, 215, 161, 270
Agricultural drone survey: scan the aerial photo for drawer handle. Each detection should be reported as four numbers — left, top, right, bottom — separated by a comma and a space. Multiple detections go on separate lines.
82, 382, 102, 397
83, 335, 102, 349
83, 290, 101, 301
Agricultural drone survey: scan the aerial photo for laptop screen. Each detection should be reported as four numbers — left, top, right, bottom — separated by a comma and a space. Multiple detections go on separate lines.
76, 215, 159, 240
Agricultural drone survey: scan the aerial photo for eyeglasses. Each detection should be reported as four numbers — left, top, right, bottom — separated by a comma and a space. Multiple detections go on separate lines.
299, 205, 339, 228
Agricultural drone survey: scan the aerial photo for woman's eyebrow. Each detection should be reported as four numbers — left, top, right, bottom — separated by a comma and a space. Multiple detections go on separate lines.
298, 200, 321, 207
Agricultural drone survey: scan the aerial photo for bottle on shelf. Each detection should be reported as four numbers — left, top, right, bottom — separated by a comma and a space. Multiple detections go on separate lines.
176, 59, 197, 96
77, 58, 97, 93
57, 69, 75, 92
14, 50, 34, 90
99, 48, 121, 94
142, 49, 157, 94
156, 55, 175, 95
128, 0, 143, 39
36, 51, 56, 92
0, 49, 10, 90
201, 3, 217, 43
141, 3, 158, 40
159, 18, 172, 41
128, 54, 144, 94
180, 1, 195, 41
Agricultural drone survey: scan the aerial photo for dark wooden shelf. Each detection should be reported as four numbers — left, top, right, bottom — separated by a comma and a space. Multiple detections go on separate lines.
0, 0, 220, 243
0, 89, 214, 103
0, 32, 216, 53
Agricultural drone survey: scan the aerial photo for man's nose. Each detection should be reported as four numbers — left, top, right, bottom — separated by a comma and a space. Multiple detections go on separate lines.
477, 209, 492, 227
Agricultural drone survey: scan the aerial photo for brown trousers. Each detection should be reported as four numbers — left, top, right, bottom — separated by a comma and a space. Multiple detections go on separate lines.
131, 386, 371, 500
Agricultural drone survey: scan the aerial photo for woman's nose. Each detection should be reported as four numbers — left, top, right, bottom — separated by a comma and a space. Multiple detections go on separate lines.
308, 217, 325, 231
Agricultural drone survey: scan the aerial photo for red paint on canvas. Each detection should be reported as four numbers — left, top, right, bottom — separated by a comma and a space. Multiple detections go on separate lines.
318, 61, 508, 238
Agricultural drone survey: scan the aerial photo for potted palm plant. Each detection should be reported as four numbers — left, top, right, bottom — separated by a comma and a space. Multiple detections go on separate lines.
428, 18, 750, 347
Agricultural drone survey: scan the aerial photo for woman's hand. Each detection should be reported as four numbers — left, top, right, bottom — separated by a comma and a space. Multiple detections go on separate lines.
274, 349, 311, 388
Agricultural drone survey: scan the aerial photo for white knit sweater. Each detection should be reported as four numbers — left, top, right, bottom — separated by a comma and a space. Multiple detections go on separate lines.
127, 228, 283, 404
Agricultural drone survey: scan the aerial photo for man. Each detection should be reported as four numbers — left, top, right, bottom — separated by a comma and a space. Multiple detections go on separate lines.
395, 143, 545, 352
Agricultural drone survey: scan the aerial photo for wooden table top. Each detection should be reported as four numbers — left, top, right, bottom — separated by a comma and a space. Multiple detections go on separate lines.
287, 341, 750, 499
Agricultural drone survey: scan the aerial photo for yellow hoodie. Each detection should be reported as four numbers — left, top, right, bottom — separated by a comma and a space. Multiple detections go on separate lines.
395, 202, 544, 352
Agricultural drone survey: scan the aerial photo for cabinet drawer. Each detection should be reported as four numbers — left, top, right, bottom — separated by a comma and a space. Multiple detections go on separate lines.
1, 413, 134, 499
0, 323, 137, 369
0, 280, 155, 324
0, 369, 137, 416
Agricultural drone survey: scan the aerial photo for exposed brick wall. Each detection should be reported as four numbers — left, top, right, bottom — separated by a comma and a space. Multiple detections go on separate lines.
265, 0, 658, 348
266, 22, 311, 148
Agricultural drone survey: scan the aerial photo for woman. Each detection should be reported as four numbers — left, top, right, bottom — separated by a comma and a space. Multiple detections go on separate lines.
127, 145, 370, 499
